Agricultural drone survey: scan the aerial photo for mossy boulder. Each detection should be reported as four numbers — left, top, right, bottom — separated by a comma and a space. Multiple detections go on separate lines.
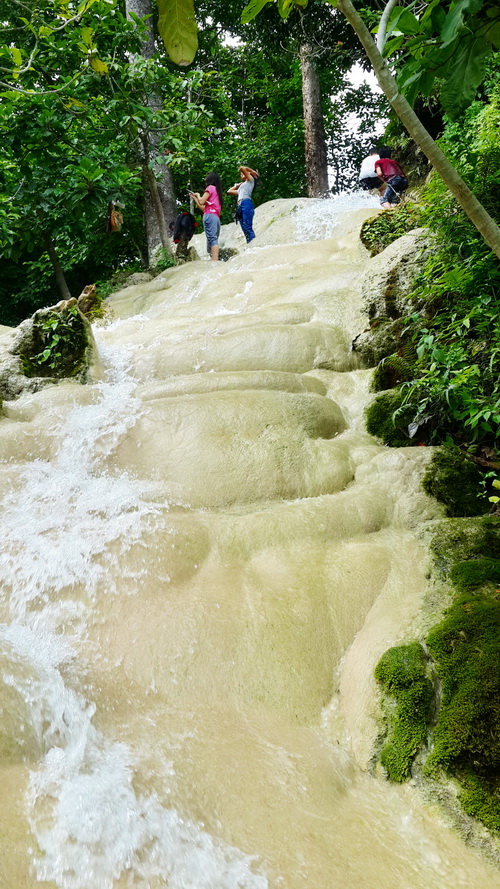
352, 318, 408, 367
18, 302, 91, 379
365, 389, 416, 447
422, 447, 486, 518
370, 355, 414, 392
424, 593, 500, 778
0, 300, 95, 400
427, 516, 500, 580
374, 516, 500, 834
374, 643, 433, 782
360, 202, 424, 257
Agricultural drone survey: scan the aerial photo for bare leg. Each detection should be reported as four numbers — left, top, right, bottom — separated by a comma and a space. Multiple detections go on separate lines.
211, 245, 219, 261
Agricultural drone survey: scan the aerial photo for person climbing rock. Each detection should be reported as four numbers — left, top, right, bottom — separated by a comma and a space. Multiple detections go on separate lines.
189, 172, 223, 261
227, 165, 259, 243
358, 147, 383, 194
375, 147, 408, 209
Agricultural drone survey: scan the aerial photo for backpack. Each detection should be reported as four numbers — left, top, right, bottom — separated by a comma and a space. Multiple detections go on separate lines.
172, 211, 197, 244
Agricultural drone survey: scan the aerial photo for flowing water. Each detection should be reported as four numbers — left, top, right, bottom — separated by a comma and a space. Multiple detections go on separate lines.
1, 196, 499, 889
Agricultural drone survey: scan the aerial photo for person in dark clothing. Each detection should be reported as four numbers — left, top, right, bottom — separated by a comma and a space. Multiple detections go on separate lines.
375, 147, 408, 209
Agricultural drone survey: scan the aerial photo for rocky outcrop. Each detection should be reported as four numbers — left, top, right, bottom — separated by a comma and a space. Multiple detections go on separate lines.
353, 228, 434, 366
0, 299, 95, 401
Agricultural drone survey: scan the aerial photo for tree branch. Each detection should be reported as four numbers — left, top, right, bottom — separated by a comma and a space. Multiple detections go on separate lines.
376, 0, 400, 53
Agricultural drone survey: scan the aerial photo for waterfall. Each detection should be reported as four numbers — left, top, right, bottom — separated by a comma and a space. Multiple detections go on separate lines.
0, 197, 498, 889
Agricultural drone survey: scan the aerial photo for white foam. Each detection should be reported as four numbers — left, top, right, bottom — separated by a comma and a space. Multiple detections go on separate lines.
1, 343, 268, 888
293, 191, 380, 242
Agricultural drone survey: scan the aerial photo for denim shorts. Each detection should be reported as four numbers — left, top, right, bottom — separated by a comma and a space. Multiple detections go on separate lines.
203, 212, 220, 251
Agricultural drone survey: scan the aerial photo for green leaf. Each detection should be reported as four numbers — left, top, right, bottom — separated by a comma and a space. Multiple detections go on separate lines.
395, 9, 421, 35
241, 0, 272, 24
91, 57, 109, 75
10, 47, 23, 66
441, 0, 484, 46
487, 22, 500, 48
278, 0, 295, 18
440, 34, 490, 117
157, 0, 198, 66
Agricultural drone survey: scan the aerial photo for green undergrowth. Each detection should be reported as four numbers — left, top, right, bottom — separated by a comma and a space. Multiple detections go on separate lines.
360, 202, 423, 256
361, 77, 500, 471
374, 516, 500, 833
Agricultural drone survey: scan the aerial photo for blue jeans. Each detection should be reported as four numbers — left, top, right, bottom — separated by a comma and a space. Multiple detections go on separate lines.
381, 175, 408, 205
238, 198, 255, 243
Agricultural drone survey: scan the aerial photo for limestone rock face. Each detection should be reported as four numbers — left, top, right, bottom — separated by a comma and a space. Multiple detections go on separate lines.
354, 228, 434, 366
360, 228, 433, 322
122, 271, 154, 288
0, 300, 95, 401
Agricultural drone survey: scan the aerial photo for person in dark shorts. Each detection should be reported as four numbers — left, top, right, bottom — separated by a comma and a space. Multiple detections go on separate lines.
375, 147, 408, 208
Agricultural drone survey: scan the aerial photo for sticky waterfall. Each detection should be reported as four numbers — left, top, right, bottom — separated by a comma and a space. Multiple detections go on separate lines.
0, 196, 498, 889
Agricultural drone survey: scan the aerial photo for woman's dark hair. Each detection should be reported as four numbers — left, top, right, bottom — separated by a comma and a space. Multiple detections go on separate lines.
205, 172, 223, 208
378, 145, 392, 159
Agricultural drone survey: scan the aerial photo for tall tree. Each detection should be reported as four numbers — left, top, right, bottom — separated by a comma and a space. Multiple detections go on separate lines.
299, 42, 329, 195
125, 0, 176, 259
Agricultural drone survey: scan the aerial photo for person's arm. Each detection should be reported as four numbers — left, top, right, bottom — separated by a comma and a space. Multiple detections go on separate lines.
239, 165, 259, 182
227, 183, 240, 196
375, 163, 385, 180
189, 189, 210, 210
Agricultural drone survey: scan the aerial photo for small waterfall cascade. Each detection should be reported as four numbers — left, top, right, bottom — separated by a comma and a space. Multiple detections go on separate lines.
0, 196, 498, 889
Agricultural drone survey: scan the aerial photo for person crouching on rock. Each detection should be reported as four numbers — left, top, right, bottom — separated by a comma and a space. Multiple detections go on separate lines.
189, 172, 223, 261
375, 147, 408, 209
227, 165, 259, 243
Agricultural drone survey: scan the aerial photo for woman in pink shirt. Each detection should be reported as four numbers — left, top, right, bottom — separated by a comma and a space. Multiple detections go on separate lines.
189, 172, 223, 261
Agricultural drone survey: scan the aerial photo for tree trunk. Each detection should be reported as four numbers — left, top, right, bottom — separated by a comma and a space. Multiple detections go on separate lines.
300, 44, 329, 198
125, 0, 176, 262
40, 229, 71, 301
336, 0, 500, 261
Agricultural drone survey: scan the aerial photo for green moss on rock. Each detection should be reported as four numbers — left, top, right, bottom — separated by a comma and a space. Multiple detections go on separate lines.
459, 773, 500, 833
370, 355, 414, 392
375, 643, 433, 782
360, 203, 423, 256
450, 558, 500, 593
428, 517, 500, 577
365, 390, 415, 447
425, 593, 500, 781
422, 447, 486, 518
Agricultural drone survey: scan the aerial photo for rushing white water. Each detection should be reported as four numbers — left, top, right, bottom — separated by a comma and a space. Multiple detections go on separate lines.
0, 197, 498, 889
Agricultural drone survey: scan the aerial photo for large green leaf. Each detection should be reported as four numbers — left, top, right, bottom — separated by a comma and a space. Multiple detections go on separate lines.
157, 0, 198, 66
241, 0, 272, 24
440, 34, 490, 117
440, 0, 484, 46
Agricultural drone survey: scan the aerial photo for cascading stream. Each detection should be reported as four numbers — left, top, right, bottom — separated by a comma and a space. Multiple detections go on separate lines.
0, 195, 498, 889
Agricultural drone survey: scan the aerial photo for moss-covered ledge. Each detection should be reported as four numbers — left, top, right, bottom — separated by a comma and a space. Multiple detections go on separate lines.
374, 516, 500, 839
